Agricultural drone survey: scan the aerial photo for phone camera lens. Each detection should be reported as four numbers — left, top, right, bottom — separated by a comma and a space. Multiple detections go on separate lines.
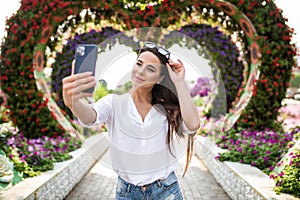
76, 46, 85, 56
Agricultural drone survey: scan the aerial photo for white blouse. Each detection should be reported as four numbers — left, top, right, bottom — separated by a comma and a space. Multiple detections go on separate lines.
80, 93, 194, 186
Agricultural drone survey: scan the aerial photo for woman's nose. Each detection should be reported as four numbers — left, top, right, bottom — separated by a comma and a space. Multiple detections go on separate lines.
137, 66, 145, 75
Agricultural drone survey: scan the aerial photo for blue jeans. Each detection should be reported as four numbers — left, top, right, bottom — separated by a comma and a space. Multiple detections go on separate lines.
116, 171, 183, 200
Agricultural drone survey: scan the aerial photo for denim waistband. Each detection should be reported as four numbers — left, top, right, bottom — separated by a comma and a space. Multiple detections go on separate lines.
118, 171, 176, 192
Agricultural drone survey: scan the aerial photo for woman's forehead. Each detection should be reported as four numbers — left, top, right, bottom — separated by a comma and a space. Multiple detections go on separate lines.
138, 51, 161, 65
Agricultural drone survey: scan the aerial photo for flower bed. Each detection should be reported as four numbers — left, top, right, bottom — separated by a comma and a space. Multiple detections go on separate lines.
194, 136, 298, 200
216, 128, 295, 174
0, 134, 108, 199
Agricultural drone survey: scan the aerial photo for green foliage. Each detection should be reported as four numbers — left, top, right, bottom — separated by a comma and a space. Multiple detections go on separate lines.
273, 150, 300, 198
112, 81, 132, 95
8, 148, 40, 178
289, 73, 300, 88
270, 128, 300, 197
94, 81, 110, 102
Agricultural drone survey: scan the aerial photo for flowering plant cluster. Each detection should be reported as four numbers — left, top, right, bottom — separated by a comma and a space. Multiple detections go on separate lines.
273, 151, 300, 197
269, 128, 300, 198
190, 77, 212, 98
278, 104, 300, 131
0, 118, 81, 178
216, 128, 295, 173
7, 133, 81, 172
178, 24, 244, 112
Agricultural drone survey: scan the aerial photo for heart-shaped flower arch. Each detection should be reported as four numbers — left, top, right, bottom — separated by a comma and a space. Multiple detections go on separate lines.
0, 0, 296, 139
51, 24, 245, 123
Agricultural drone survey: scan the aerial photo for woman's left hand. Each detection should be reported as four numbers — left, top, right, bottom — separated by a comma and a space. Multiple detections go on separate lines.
167, 58, 185, 83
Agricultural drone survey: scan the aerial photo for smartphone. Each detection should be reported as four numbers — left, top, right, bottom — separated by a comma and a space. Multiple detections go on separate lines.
74, 44, 98, 93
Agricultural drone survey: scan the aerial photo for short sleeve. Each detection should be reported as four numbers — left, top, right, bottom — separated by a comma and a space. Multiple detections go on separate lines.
78, 94, 113, 127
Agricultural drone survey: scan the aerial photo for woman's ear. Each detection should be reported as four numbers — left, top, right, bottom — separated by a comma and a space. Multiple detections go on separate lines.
157, 75, 165, 84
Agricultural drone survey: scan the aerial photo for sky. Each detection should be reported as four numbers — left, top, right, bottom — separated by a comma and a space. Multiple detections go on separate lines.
0, 1, 299, 88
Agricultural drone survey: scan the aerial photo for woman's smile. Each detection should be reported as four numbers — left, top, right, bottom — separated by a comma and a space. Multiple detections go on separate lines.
133, 75, 145, 82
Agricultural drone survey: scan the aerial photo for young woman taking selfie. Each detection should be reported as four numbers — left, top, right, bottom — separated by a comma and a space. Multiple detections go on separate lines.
62, 41, 202, 200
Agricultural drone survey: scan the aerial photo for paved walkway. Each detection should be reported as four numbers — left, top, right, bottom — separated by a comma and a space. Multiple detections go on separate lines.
65, 150, 230, 200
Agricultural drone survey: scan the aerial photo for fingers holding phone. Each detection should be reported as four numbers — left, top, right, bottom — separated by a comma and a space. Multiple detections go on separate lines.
62, 44, 98, 109
62, 70, 96, 109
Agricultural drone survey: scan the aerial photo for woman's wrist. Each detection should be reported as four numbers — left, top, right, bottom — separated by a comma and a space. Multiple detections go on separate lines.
174, 80, 188, 91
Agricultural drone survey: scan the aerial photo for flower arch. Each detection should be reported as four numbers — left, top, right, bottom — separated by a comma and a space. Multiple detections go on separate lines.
0, 0, 296, 139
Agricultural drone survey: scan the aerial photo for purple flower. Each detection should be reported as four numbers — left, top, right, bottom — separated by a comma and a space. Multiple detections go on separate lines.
28, 145, 34, 152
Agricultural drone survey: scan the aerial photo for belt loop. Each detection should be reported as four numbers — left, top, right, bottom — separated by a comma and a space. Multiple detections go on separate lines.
127, 184, 131, 193
157, 180, 162, 188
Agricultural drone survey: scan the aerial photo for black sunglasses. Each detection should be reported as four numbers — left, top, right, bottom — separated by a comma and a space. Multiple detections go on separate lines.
140, 41, 171, 60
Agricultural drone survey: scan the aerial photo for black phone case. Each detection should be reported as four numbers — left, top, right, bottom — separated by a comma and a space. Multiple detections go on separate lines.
74, 44, 98, 93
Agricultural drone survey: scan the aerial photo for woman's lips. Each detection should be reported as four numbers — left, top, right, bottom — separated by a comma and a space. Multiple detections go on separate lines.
134, 76, 145, 82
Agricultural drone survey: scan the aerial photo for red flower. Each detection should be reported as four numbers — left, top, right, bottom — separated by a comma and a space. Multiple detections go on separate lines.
261, 79, 268, 83
238, 0, 244, 5
273, 82, 278, 87
23, 20, 27, 28
266, 49, 271, 54
277, 23, 283, 28
282, 36, 290, 41
20, 71, 25, 76
0, 75, 8, 81
44, 5, 48, 12
147, 5, 155, 16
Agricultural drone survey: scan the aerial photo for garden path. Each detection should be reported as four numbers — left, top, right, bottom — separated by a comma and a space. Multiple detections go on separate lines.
65, 150, 230, 200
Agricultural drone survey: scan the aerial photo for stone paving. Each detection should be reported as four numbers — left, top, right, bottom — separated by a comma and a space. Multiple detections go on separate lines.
65, 150, 230, 200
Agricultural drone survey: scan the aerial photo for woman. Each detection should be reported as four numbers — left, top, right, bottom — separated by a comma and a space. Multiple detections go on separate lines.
62, 41, 201, 199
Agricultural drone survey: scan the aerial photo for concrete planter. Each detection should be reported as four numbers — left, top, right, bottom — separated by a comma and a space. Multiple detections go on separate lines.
0, 134, 109, 200
194, 136, 298, 200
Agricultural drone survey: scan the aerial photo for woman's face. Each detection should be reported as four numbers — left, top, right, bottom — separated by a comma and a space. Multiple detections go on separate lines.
131, 51, 164, 90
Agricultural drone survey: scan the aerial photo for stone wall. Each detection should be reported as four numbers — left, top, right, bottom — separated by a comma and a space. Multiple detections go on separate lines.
0, 134, 109, 200
194, 136, 298, 200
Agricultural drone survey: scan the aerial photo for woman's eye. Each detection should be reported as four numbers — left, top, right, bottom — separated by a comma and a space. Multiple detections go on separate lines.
147, 68, 155, 72
136, 62, 142, 66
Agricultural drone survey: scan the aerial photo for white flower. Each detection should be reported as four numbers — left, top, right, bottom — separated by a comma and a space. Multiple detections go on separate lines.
0, 155, 14, 183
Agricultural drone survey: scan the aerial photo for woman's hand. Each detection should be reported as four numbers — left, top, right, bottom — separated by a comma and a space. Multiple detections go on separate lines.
62, 62, 97, 109
166, 58, 185, 83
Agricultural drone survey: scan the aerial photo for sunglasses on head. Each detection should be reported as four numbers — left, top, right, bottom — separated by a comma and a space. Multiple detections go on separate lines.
140, 41, 171, 60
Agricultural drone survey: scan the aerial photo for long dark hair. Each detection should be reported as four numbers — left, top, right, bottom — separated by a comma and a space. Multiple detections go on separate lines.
139, 47, 195, 177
